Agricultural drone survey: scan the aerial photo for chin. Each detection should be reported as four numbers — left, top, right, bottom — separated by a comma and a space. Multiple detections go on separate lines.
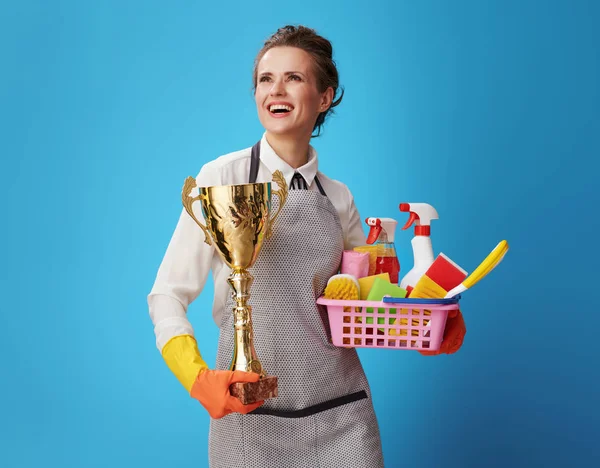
263, 122, 299, 137
258, 112, 312, 139
266, 127, 296, 137
265, 121, 310, 138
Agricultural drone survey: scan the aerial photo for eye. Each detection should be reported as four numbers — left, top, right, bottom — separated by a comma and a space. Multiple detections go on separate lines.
259, 75, 271, 83
288, 74, 302, 81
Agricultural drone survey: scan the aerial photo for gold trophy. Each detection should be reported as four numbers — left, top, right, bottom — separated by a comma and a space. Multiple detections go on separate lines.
181, 171, 288, 404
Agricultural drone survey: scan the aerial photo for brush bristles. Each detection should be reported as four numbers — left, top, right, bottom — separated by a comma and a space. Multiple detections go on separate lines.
323, 278, 359, 300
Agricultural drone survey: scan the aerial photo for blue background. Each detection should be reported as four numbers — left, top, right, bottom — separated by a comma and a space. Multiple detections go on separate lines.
1, 0, 598, 467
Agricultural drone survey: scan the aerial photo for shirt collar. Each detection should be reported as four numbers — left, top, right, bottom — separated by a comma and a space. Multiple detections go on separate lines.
259, 132, 319, 187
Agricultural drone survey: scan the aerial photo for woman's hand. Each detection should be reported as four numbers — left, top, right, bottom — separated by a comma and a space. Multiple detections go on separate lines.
419, 309, 466, 356
191, 369, 264, 419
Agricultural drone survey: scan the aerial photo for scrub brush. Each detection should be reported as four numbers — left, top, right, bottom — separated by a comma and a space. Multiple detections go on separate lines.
323, 274, 360, 300
322, 274, 362, 345
323, 274, 362, 324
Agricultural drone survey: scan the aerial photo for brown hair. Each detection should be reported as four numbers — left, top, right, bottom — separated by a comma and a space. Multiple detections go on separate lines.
252, 25, 344, 137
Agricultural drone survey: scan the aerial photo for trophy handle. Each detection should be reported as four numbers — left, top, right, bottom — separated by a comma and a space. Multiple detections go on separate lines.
266, 170, 288, 239
182, 176, 212, 246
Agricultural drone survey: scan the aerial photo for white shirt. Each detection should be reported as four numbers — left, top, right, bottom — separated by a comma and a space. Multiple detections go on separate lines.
148, 133, 367, 352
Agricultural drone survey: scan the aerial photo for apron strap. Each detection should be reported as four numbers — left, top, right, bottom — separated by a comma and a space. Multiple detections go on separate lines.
249, 140, 261, 184
248, 139, 328, 197
313, 175, 327, 197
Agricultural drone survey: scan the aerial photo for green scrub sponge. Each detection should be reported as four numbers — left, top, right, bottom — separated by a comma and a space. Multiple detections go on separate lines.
365, 278, 407, 326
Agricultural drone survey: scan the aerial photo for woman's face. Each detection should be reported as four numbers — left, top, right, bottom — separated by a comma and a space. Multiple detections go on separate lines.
255, 46, 332, 139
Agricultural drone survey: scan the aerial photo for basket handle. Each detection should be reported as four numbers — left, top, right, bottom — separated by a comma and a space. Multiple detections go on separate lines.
381, 295, 461, 305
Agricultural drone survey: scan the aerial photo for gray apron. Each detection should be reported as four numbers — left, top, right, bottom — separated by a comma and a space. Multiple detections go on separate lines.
208, 141, 384, 468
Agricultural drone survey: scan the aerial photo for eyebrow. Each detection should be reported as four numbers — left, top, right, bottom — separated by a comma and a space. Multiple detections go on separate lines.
258, 71, 307, 77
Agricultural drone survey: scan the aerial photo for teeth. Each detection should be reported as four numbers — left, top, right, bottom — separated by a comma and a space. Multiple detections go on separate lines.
269, 104, 292, 112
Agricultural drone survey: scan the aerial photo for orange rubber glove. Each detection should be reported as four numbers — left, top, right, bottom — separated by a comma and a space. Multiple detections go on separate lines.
419, 309, 466, 356
161, 335, 264, 418
190, 369, 265, 419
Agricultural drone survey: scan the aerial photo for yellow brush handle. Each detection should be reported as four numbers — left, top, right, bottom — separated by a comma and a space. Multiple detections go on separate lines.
444, 240, 509, 298
463, 240, 509, 288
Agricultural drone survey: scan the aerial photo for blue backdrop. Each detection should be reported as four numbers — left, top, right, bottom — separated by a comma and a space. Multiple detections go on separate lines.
1, 1, 598, 467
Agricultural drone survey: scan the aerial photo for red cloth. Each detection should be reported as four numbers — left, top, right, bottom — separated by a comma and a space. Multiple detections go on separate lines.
190, 369, 264, 419
419, 309, 466, 356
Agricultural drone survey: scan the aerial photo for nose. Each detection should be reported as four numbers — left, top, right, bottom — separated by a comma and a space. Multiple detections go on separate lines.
269, 78, 286, 96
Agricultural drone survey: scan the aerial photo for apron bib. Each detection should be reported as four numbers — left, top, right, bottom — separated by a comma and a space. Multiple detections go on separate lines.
208, 141, 384, 468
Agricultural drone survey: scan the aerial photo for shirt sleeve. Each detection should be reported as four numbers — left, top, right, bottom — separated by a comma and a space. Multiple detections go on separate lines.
344, 188, 367, 250
147, 163, 221, 352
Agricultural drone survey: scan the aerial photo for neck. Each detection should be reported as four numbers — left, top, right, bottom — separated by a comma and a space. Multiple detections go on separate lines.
265, 131, 311, 169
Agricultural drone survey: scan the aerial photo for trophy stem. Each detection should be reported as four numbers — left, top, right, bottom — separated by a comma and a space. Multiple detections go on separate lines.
227, 268, 278, 404
227, 268, 265, 377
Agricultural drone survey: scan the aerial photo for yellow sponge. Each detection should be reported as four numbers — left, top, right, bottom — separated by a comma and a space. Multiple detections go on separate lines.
409, 274, 447, 299
394, 274, 444, 338
357, 273, 390, 300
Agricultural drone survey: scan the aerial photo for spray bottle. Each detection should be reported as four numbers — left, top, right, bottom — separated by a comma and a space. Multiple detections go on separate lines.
398, 203, 439, 292
365, 217, 400, 284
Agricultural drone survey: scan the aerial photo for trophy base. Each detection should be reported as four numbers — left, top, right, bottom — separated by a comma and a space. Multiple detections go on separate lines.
230, 375, 278, 405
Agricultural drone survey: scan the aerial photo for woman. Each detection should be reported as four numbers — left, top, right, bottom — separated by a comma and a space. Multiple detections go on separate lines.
148, 25, 384, 467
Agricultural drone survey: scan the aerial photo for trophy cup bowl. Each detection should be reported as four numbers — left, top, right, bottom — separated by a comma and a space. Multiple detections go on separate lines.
181, 171, 288, 405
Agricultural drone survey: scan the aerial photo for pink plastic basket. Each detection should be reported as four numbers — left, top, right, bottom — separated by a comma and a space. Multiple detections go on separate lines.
316, 296, 460, 351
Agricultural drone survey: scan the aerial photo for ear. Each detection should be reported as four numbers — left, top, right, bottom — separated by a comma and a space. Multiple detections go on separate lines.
319, 87, 334, 112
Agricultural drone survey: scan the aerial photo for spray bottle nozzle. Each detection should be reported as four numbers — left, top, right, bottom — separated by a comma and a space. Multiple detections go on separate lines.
401, 211, 419, 230
365, 217, 398, 244
399, 203, 439, 236
365, 217, 382, 244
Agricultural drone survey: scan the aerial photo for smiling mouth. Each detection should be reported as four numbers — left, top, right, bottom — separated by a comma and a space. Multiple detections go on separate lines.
268, 104, 293, 115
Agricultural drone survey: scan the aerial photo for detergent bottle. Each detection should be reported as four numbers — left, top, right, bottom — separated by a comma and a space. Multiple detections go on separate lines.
398, 203, 439, 292
365, 217, 400, 284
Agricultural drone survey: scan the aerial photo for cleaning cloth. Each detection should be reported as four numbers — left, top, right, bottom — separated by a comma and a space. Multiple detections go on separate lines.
341, 250, 370, 279
353, 245, 381, 276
